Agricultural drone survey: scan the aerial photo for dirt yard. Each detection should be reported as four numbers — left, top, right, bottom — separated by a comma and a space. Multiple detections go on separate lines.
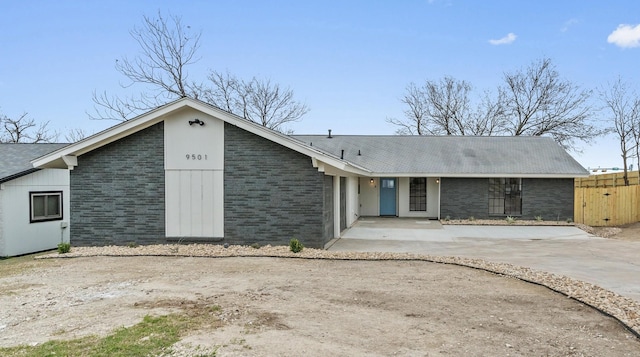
602, 222, 640, 241
1, 254, 639, 356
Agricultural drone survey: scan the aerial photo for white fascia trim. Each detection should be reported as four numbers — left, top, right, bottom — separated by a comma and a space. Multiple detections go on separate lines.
319, 161, 371, 177
367, 173, 589, 178
33, 97, 372, 175
311, 158, 370, 176
219, 122, 370, 174
197, 101, 371, 175
32, 100, 184, 168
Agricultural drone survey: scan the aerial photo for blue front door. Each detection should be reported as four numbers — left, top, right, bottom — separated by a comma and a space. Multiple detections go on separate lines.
379, 178, 397, 216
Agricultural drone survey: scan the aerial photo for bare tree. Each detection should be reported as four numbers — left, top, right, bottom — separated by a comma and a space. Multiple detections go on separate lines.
387, 77, 506, 136
204, 71, 309, 132
0, 112, 58, 143
599, 78, 640, 186
201, 70, 243, 115
467, 89, 509, 136
90, 12, 202, 121
631, 121, 640, 177
244, 78, 309, 132
424, 77, 473, 135
389, 58, 601, 150
64, 128, 88, 143
501, 58, 597, 150
90, 13, 309, 132
386, 82, 429, 135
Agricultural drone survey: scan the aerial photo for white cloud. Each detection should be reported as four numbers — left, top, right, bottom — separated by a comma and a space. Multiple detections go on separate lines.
488, 33, 517, 45
607, 24, 640, 48
561, 18, 578, 32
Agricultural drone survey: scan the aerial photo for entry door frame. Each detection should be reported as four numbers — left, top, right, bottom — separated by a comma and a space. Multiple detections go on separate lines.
379, 177, 397, 216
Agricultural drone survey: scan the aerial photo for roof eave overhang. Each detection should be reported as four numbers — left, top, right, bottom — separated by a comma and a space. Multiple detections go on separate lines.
0, 168, 39, 184
365, 172, 589, 178
224, 115, 372, 176
31, 101, 180, 168
31, 98, 374, 174
311, 157, 371, 176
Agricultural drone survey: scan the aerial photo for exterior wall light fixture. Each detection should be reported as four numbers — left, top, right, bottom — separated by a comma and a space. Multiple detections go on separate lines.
189, 118, 205, 126
370, 178, 375, 184
435, 178, 440, 184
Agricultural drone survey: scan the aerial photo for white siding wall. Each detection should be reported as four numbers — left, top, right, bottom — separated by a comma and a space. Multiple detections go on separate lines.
164, 108, 224, 237
357, 177, 440, 219
0, 169, 70, 257
345, 176, 359, 226
398, 177, 440, 218
359, 177, 379, 216
165, 170, 223, 237
333, 175, 340, 238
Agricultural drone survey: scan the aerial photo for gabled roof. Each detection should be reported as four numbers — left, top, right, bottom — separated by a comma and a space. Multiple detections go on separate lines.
32, 98, 369, 175
29, 97, 587, 178
292, 135, 589, 178
0, 143, 69, 183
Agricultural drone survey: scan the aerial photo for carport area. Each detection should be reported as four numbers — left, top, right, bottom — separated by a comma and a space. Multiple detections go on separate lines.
329, 218, 640, 303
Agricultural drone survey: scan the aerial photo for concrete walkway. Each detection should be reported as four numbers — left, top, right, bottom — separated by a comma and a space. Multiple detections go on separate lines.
329, 219, 640, 303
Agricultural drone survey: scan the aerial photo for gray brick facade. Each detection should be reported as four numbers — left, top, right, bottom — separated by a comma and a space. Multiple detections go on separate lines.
67, 113, 576, 248
440, 177, 575, 221
224, 123, 332, 248
440, 178, 489, 219
522, 178, 574, 221
70, 123, 165, 246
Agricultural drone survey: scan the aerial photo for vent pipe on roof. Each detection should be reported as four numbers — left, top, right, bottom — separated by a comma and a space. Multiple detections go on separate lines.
328, 129, 332, 138
341, 149, 344, 160
358, 150, 361, 156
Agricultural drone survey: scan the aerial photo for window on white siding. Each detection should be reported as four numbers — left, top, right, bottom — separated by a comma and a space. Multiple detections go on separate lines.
409, 177, 427, 211
30, 191, 63, 223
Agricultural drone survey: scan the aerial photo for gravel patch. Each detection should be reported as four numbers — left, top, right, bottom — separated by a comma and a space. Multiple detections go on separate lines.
443, 219, 624, 238
442, 219, 575, 226
38, 243, 640, 339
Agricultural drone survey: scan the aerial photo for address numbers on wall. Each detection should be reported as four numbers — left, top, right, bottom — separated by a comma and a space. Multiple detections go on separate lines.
185, 154, 208, 160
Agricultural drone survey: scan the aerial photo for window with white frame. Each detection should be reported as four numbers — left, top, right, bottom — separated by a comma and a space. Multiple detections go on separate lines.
409, 177, 427, 211
30, 191, 63, 223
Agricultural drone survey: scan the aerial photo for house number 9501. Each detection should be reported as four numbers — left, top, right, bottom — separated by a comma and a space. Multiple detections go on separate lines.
186, 154, 208, 160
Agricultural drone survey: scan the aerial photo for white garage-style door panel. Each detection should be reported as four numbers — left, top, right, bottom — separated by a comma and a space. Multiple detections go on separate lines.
164, 108, 225, 238
166, 170, 223, 237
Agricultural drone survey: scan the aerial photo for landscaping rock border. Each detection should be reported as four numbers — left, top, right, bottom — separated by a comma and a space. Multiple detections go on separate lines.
38, 244, 640, 339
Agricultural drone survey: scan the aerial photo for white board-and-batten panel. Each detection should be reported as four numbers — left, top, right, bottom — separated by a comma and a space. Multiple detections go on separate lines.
165, 170, 223, 237
164, 108, 224, 238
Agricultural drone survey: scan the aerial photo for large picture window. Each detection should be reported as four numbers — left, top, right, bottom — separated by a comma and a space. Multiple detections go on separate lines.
30, 191, 63, 223
488, 178, 522, 216
409, 177, 427, 211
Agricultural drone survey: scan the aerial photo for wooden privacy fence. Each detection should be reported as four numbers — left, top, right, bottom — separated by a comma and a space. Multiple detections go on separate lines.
575, 171, 640, 188
574, 171, 640, 226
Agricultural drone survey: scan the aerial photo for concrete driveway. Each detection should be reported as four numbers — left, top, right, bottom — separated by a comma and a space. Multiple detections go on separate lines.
328, 218, 640, 303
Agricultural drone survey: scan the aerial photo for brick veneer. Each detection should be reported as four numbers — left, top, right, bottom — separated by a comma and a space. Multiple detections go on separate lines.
224, 123, 332, 248
440, 177, 574, 221
70, 123, 165, 246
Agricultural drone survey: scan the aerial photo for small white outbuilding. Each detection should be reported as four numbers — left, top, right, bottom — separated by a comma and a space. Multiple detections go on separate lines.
0, 143, 70, 257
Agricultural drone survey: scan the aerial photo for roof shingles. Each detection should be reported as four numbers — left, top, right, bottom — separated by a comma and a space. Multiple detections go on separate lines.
292, 135, 588, 176
0, 143, 68, 182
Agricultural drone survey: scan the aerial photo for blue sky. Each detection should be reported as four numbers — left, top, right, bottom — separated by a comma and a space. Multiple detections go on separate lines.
1, 0, 639, 170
